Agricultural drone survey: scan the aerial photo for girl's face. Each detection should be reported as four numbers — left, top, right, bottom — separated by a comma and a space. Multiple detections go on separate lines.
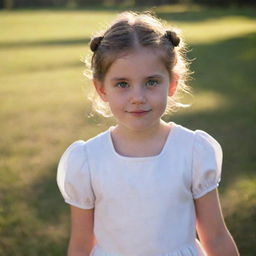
94, 47, 175, 132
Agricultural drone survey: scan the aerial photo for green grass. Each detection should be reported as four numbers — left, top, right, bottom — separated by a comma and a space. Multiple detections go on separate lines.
0, 5, 255, 256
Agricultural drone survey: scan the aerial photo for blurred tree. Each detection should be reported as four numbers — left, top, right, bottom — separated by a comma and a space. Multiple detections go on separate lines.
0, 0, 255, 9
158, 0, 179, 5
2, 0, 14, 9
1, 0, 69, 8
76, 0, 104, 6
193, 0, 256, 6
134, 0, 146, 5
113, 0, 124, 5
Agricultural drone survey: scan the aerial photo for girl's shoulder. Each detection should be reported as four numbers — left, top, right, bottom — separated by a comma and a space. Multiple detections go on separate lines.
85, 127, 111, 148
56, 138, 96, 209
58, 127, 112, 168
175, 124, 223, 199
57, 140, 87, 173
63, 127, 111, 154
173, 122, 222, 150
171, 123, 223, 199
56, 130, 112, 210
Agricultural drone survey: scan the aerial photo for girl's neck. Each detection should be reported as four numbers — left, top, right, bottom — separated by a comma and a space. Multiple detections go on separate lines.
110, 120, 172, 157
112, 120, 170, 141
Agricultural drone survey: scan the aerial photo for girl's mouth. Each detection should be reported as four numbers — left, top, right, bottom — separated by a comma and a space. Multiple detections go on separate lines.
127, 109, 152, 116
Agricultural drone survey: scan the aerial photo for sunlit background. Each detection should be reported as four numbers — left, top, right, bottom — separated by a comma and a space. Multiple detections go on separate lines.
0, 0, 255, 255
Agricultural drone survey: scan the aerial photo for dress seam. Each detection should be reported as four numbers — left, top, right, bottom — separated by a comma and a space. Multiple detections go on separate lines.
83, 142, 96, 202
190, 131, 198, 196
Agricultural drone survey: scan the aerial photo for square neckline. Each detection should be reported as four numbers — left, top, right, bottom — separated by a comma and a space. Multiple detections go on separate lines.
107, 121, 177, 161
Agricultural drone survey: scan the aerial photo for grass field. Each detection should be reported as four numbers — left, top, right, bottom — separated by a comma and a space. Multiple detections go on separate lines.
0, 5, 255, 256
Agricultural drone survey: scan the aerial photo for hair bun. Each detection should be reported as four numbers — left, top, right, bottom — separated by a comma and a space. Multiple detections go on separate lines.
165, 30, 180, 47
90, 36, 104, 52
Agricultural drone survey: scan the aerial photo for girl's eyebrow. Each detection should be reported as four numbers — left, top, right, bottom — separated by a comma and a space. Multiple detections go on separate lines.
111, 74, 163, 81
111, 77, 128, 81
146, 74, 163, 79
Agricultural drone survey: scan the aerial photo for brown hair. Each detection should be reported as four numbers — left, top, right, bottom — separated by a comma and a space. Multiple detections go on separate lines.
84, 11, 192, 117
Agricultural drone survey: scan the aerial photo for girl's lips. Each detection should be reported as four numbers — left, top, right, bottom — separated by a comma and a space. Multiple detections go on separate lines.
127, 109, 151, 113
127, 109, 152, 116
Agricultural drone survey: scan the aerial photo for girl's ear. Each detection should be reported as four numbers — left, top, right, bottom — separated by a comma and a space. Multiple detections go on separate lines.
93, 79, 108, 102
168, 72, 179, 97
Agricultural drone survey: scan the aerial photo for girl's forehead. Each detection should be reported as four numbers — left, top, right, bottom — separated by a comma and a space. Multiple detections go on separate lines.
106, 48, 169, 78
115, 47, 163, 61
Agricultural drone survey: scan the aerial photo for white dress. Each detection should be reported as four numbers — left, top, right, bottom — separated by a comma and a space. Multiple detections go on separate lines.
57, 122, 222, 256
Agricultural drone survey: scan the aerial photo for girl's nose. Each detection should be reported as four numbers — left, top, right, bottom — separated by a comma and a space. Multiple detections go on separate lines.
130, 87, 146, 104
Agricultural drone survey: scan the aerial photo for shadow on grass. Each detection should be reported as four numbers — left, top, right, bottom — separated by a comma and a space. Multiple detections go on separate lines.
20, 60, 85, 73
0, 165, 69, 256
3, 5, 256, 22
30, 163, 68, 224
0, 37, 90, 49
156, 8, 256, 23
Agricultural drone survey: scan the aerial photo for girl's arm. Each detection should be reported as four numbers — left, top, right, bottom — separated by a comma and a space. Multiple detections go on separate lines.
67, 206, 96, 256
194, 188, 239, 256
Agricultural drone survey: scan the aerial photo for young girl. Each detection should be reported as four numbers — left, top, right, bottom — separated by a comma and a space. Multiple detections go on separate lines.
57, 11, 239, 256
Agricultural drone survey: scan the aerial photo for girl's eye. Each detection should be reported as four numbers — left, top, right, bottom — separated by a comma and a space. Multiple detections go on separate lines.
146, 80, 158, 87
116, 81, 129, 88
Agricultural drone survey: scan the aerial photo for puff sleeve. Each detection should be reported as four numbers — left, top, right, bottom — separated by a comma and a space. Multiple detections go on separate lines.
192, 130, 223, 199
56, 140, 95, 209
